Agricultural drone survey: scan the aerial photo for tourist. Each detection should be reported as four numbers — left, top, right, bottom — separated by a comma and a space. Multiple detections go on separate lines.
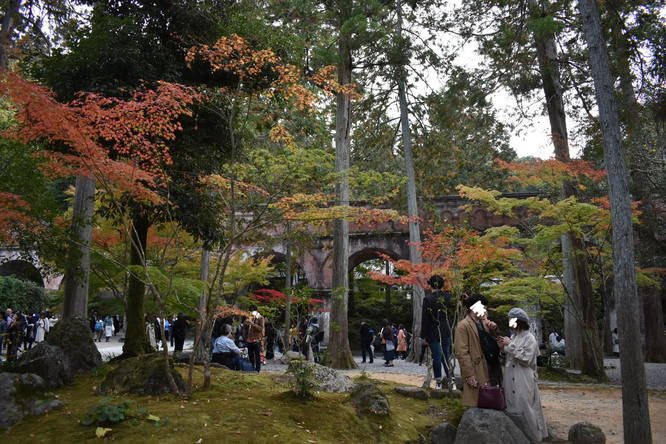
172, 312, 189, 352
421, 275, 455, 389
23, 313, 35, 351
360, 321, 374, 364
104, 315, 114, 342
381, 319, 396, 367
212, 324, 242, 370
241, 307, 265, 372
34, 313, 49, 343
397, 324, 408, 359
113, 315, 120, 336
305, 317, 321, 363
163, 317, 171, 344
94, 318, 104, 342
498, 308, 548, 442
6, 311, 24, 361
454, 294, 501, 407
0, 312, 7, 357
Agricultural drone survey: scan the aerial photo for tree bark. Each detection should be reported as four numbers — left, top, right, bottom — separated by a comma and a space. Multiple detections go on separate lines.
530, 0, 604, 377
121, 210, 151, 358
194, 247, 211, 386
578, 0, 652, 440
328, 10, 357, 369
641, 285, 666, 363
0, 0, 20, 69
283, 222, 292, 350
396, 0, 425, 363
63, 174, 95, 320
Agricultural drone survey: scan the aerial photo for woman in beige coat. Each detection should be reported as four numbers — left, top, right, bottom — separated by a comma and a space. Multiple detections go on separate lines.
498, 307, 548, 442
454, 294, 498, 407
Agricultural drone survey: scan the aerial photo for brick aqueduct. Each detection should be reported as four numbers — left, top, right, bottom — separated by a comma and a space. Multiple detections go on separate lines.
0, 192, 537, 341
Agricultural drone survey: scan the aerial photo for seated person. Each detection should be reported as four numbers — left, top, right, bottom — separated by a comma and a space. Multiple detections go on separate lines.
212, 324, 242, 370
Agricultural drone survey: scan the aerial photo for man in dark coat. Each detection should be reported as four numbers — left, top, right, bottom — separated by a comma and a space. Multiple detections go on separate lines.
420, 275, 455, 388
360, 321, 374, 363
171, 312, 189, 352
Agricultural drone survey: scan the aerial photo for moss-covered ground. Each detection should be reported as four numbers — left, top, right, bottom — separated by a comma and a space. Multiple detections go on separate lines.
3, 364, 458, 443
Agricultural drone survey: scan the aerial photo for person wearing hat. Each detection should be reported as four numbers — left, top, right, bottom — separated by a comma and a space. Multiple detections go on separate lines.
454, 293, 501, 406
497, 308, 548, 442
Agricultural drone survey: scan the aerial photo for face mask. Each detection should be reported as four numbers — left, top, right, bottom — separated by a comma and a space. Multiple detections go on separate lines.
470, 301, 487, 318
509, 318, 517, 329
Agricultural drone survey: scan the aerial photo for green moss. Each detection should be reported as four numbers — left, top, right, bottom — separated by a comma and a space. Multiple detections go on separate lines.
2, 368, 450, 443
538, 367, 604, 384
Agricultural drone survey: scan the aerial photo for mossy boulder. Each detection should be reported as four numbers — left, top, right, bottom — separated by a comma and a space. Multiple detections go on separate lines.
47, 318, 102, 374
286, 361, 354, 393
16, 343, 72, 389
0, 373, 63, 429
350, 382, 390, 416
568, 422, 606, 444
98, 353, 185, 396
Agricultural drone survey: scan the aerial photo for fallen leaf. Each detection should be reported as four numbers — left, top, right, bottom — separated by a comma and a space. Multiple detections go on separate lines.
259, 411, 273, 416
95, 427, 112, 439
195, 439, 202, 444
272, 435, 279, 438
146, 414, 160, 422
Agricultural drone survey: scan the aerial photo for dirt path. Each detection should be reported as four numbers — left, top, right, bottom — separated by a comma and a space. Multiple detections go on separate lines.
349, 371, 666, 443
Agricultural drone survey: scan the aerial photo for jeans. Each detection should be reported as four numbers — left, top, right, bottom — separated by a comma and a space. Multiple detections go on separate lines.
361, 341, 373, 363
430, 335, 452, 380
246, 341, 261, 372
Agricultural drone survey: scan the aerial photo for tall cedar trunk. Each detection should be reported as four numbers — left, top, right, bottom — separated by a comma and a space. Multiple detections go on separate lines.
329, 16, 357, 369
0, 0, 20, 69
641, 285, 666, 362
63, 174, 95, 320
195, 248, 211, 386
578, 0, 652, 441
283, 223, 292, 349
396, 0, 425, 363
531, 0, 604, 376
121, 211, 151, 358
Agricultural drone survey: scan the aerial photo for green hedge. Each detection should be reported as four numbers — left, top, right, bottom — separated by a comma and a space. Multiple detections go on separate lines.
0, 275, 48, 313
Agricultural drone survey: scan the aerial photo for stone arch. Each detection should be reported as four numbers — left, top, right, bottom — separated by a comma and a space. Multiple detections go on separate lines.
348, 247, 402, 272
0, 259, 44, 287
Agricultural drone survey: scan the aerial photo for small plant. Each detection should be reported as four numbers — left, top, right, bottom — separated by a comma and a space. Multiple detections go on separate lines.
80, 399, 148, 427
287, 359, 317, 399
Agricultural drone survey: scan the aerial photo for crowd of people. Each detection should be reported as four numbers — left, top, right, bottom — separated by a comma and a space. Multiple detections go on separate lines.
0, 309, 53, 361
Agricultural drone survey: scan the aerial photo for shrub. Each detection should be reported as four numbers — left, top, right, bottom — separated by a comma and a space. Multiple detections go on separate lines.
0, 275, 47, 313
80, 399, 148, 427
287, 359, 317, 399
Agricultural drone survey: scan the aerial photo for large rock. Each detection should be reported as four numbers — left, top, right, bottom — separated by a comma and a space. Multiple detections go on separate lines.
0, 373, 63, 429
568, 422, 606, 444
280, 351, 305, 363
505, 410, 533, 443
15, 343, 72, 389
454, 408, 530, 444
395, 386, 430, 400
430, 422, 457, 444
350, 382, 390, 416
46, 318, 102, 373
98, 353, 185, 396
286, 361, 354, 393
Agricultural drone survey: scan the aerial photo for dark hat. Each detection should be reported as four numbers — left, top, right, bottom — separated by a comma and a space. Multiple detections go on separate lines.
428, 275, 445, 290
464, 293, 488, 309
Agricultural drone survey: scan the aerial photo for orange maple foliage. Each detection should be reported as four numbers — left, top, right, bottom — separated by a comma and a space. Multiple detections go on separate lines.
0, 73, 198, 203
496, 158, 606, 187
0, 191, 34, 241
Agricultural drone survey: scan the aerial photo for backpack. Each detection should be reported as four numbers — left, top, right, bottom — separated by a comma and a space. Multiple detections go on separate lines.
95, 321, 103, 332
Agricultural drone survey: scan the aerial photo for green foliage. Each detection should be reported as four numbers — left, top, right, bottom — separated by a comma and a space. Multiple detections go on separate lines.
0, 276, 48, 313
526, 16, 565, 39
287, 360, 318, 399
485, 277, 564, 317
80, 399, 148, 427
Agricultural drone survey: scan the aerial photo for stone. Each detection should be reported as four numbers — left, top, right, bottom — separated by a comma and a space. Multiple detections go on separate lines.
430, 389, 462, 399
286, 361, 354, 393
350, 382, 390, 416
98, 353, 186, 396
568, 422, 606, 444
0, 373, 63, 430
505, 410, 533, 443
280, 351, 305, 363
15, 343, 72, 389
395, 386, 430, 400
430, 422, 457, 444
46, 318, 102, 374
454, 408, 530, 444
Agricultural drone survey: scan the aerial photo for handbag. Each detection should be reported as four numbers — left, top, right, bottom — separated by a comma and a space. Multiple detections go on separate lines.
477, 382, 506, 410
385, 340, 395, 352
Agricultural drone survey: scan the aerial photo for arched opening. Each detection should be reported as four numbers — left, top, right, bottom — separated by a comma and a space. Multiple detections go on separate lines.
0, 259, 44, 287
347, 248, 412, 352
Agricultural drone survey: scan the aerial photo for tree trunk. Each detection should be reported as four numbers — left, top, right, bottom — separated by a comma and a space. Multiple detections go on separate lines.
283, 223, 292, 350
195, 248, 211, 386
396, 0, 425, 363
328, 16, 357, 369
641, 285, 666, 363
121, 210, 151, 358
530, 0, 604, 377
63, 174, 95, 320
578, 0, 652, 441
0, 0, 20, 69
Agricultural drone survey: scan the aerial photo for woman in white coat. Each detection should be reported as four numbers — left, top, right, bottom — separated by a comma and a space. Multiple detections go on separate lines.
34, 313, 48, 343
498, 307, 548, 443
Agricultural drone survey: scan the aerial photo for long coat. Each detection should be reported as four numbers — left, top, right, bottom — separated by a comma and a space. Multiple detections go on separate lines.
503, 330, 548, 443
454, 316, 491, 407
